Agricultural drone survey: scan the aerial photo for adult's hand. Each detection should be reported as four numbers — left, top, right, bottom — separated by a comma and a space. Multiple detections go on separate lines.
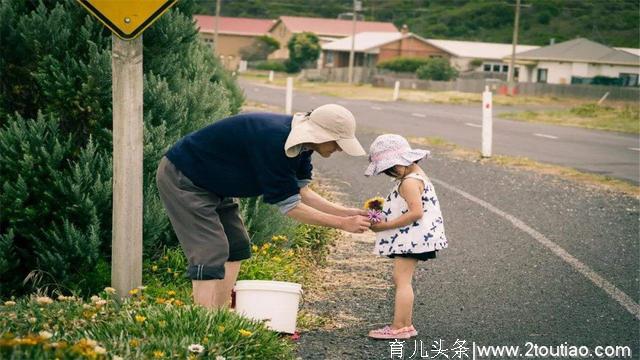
340, 215, 371, 233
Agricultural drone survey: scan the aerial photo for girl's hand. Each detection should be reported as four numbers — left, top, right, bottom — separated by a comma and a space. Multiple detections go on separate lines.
370, 222, 386, 232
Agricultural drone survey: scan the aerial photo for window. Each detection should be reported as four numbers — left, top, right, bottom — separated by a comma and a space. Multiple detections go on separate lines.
619, 73, 639, 87
502, 65, 509, 73
492, 64, 501, 72
326, 51, 334, 65
537, 68, 548, 83
483, 64, 491, 72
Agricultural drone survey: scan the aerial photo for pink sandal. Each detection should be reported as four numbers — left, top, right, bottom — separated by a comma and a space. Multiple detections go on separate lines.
368, 325, 415, 340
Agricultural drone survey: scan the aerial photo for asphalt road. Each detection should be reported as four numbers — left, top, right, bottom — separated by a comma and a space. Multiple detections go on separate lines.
297, 130, 640, 360
239, 79, 640, 184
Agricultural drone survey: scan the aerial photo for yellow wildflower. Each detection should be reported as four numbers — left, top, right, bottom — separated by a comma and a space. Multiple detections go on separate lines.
174, 299, 184, 306
155, 297, 166, 304
129, 288, 139, 296
151, 265, 158, 272
166, 290, 176, 297
218, 325, 225, 332
162, 256, 169, 261
167, 268, 173, 274
158, 320, 167, 328
135, 315, 146, 323
238, 329, 253, 337
129, 339, 140, 347
153, 350, 165, 358
251, 245, 258, 252
272, 256, 282, 262
364, 196, 385, 211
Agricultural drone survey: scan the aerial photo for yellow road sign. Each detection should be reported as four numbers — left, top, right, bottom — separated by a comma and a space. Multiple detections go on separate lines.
77, 0, 177, 40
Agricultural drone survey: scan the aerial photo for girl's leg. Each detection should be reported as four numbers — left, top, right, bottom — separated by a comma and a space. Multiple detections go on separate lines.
392, 257, 418, 329
213, 260, 242, 308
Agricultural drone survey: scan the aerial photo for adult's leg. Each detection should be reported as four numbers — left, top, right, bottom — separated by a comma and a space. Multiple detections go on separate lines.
214, 197, 252, 308
392, 257, 418, 329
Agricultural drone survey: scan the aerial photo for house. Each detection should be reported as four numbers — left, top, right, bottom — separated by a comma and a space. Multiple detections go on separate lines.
506, 38, 640, 86
268, 16, 398, 60
194, 15, 275, 69
321, 29, 447, 68
423, 39, 539, 75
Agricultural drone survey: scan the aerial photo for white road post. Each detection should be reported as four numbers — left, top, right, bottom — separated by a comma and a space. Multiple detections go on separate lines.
482, 85, 493, 158
393, 80, 400, 101
285, 77, 293, 115
268, 70, 274, 83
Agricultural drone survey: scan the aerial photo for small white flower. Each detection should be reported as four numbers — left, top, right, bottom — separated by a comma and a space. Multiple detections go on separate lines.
85, 339, 97, 347
215, 356, 226, 360
28, 317, 37, 324
94, 345, 107, 354
95, 299, 107, 307
90, 295, 101, 303
39, 330, 53, 339
136, 285, 147, 290
57, 295, 67, 301
104, 287, 117, 294
3, 300, 16, 306
113, 356, 124, 360
188, 344, 205, 354
83, 304, 92, 309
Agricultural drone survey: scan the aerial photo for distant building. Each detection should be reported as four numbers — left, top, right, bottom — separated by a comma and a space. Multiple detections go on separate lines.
506, 38, 640, 86
194, 15, 275, 70
268, 16, 398, 60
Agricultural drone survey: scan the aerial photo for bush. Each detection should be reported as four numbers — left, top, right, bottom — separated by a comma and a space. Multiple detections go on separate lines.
377, 57, 431, 73
0, 0, 243, 297
416, 58, 459, 81
239, 35, 280, 61
254, 60, 287, 72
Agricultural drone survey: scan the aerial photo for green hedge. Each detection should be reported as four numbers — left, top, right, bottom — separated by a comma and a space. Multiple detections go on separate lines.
376, 57, 432, 73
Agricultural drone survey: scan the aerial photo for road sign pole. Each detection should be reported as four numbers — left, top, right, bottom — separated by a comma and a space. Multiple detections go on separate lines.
482, 85, 493, 158
111, 35, 143, 295
285, 77, 293, 115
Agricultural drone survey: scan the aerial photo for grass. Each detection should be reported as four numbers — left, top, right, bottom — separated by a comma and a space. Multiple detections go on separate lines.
500, 103, 640, 134
408, 136, 640, 198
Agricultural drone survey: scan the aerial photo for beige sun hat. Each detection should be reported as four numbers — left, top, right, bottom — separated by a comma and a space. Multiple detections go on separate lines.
284, 104, 366, 158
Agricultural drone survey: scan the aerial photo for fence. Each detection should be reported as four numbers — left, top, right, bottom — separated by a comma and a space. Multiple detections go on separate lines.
372, 74, 640, 101
301, 67, 377, 83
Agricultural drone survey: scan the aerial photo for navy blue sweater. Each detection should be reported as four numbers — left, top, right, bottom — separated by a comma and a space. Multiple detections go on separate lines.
166, 113, 313, 204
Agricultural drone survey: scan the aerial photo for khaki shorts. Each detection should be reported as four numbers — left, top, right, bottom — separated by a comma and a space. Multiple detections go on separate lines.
155, 156, 251, 280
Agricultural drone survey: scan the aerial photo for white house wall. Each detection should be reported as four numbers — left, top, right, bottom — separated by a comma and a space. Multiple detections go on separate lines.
528, 61, 640, 84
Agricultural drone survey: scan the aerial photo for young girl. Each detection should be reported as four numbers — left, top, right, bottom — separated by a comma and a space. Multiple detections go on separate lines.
364, 134, 448, 340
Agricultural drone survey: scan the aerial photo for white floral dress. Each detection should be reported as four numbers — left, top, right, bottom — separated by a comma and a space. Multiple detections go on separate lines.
374, 173, 448, 256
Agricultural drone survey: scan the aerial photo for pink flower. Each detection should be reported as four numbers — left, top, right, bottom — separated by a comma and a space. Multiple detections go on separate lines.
368, 209, 383, 224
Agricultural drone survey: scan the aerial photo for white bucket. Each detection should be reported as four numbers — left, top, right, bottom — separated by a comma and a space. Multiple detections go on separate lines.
233, 280, 302, 334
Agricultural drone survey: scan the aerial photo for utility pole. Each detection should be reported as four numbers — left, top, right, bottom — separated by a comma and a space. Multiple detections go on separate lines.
347, 0, 361, 84
507, 0, 523, 95
214, 0, 221, 54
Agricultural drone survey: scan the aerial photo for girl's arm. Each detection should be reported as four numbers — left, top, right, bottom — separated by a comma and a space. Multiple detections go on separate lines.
300, 186, 367, 217
371, 178, 424, 232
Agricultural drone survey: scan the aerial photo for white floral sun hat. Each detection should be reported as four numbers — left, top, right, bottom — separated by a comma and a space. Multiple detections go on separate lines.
364, 134, 430, 176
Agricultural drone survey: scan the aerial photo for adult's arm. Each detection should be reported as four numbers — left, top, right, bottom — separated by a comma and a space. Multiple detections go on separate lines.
299, 186, 367, 217
285, 201, 370, 233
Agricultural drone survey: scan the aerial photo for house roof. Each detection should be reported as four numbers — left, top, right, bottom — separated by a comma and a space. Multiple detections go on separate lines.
271, 16, 398, 37
615, 47, 640, 57
424, 39, 539, 60
194, 15, 275, 36
322, 32, 405, 53
513, 38, 639, 66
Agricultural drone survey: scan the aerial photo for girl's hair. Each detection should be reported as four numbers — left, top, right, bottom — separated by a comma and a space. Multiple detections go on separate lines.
382, 160, 421, 178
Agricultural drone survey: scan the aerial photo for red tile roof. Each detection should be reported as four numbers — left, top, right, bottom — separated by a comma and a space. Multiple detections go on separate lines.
274, 16, 398, 37
194, 15, 275, 36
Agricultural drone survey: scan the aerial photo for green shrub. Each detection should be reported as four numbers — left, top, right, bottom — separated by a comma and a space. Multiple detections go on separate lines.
287, 32, 320, 71
254, 60, 287, 72
416, 58, 459, 81
240, 35, 280, 61
377, 57, 431, 73
0, 0, 243, 297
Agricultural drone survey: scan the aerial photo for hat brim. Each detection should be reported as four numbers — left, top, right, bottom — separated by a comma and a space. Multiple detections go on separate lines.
336, 138, 366, 157
364, 149, 430, 176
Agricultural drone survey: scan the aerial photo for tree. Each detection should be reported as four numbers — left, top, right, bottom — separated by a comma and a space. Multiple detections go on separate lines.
416, 58, 458, 81
239, 35, 280, 61
0, 0, 243, 297
287, 32, 320, 72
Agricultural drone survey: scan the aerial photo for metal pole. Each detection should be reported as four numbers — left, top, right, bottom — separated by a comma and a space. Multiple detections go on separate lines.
482, 86, 493, 158
347, 0, 357, 84
507, 0, 521, 95
285, 77, 293, 115
111, 35, 143, 296
214, 0, 221, 54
